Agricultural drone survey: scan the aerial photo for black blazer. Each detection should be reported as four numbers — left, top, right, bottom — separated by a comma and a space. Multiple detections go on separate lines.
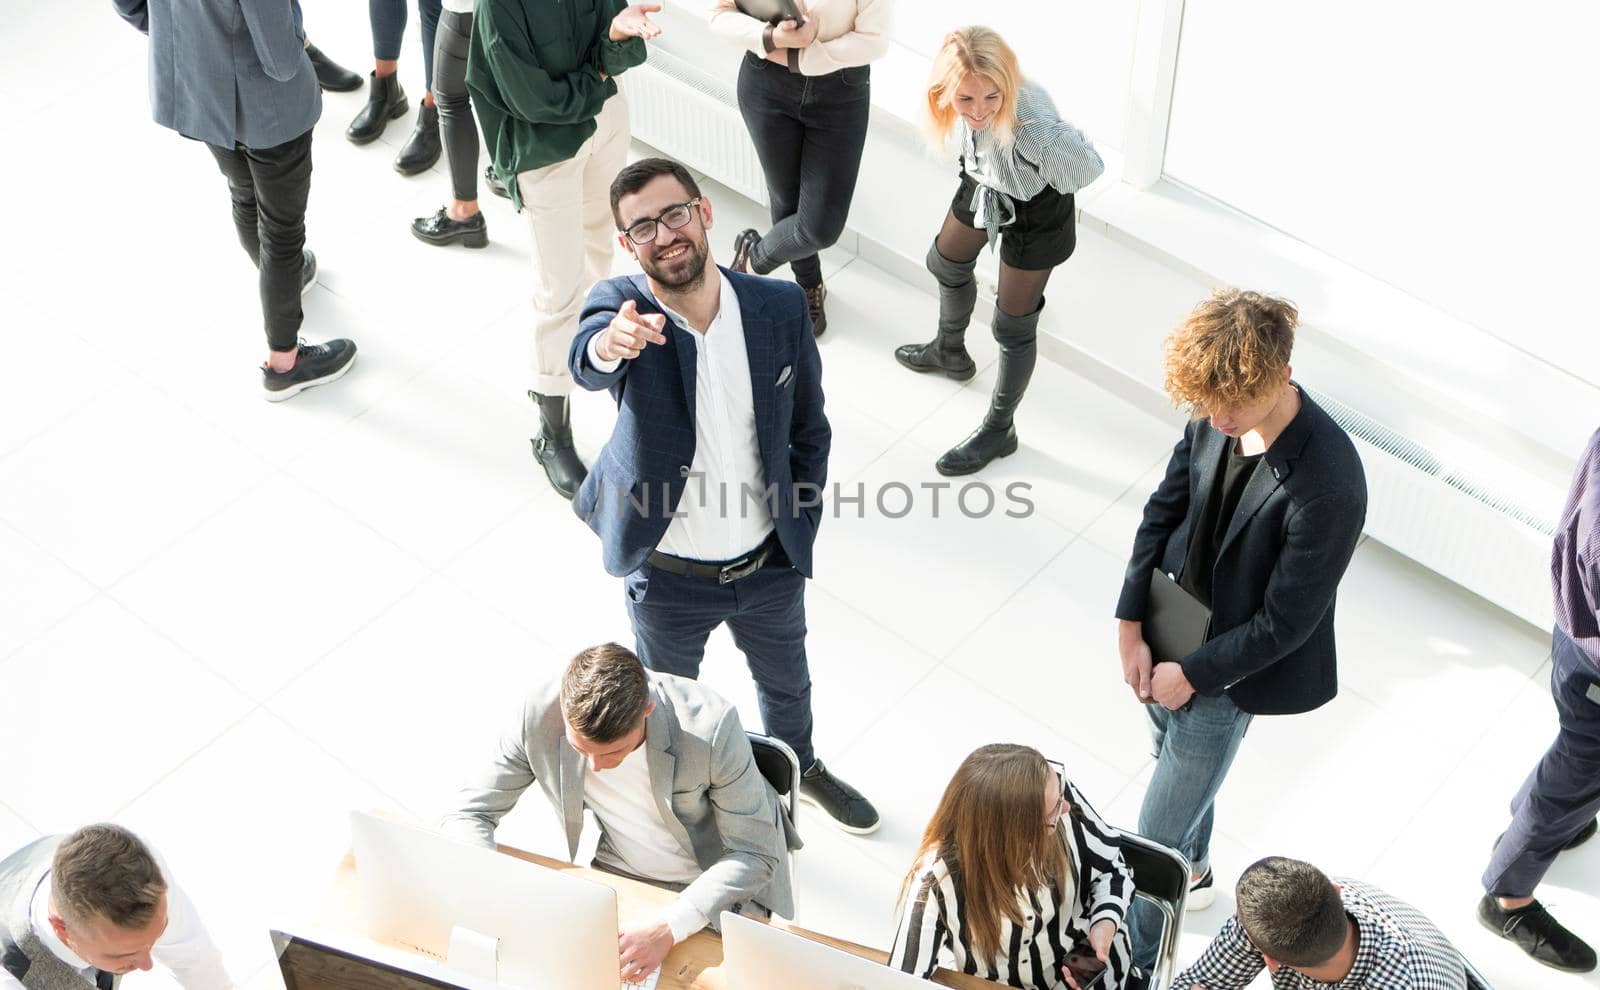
1115, 388, 1367, 716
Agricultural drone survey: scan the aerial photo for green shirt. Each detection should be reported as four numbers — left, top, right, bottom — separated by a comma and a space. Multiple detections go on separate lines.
467, 0, 647, 209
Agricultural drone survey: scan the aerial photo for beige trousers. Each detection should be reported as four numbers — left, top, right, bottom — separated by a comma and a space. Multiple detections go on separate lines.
516, 91, 631, 397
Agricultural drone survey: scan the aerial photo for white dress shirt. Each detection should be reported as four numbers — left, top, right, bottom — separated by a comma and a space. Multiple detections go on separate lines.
1, 855, 233, 990
583, 744, 710, 943
588, 272, 774, 561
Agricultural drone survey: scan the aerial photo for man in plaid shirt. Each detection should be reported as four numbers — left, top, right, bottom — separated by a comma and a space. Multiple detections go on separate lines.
1176, 857, 1466, 990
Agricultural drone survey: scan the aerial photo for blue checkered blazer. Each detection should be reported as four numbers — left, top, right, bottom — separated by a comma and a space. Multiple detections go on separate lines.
114, 0, 320, 150
569, 269, 830, 579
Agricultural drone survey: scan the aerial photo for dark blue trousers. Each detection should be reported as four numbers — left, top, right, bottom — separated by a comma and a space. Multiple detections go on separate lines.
625, 560, 816, 769
1483, 626, 1600, 897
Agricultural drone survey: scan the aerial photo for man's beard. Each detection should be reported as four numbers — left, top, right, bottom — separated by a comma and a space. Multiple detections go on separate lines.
645, 239, 709, 293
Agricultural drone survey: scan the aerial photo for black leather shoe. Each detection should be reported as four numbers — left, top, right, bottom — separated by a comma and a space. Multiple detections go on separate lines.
305, 43, 362, 93
894, 340, 976, 381
486, 164, 511, 200
346, 72, 408, 145
936, 423, 1019, 476
394, 102, 441, 175
803, 282, 828, 337
300, 249, 317, 295
1493, 818, 1598, 854
262, 338, 358, 402
799, 760, 879, 834
731, 229, 761, 274
411, 208, 488, 249
529, 391, 588, 500
1478, 896, 1597, 972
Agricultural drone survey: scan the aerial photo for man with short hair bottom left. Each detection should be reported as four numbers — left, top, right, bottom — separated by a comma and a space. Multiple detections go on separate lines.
0, 824, 233, 989
443, 642, 799, 985
1176, 856, 1465, 990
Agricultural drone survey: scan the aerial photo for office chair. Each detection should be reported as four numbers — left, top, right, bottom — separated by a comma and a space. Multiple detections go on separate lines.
1118, 832, 1190, 990
746, 731, 802, 904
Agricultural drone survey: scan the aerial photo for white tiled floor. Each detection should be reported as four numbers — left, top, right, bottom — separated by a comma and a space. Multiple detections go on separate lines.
4, 7, 1597, 990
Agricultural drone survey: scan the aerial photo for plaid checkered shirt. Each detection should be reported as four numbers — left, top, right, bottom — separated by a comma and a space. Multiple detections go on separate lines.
1173, 878, 1466, 990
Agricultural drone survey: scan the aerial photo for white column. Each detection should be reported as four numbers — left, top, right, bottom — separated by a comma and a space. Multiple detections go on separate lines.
1122, 0, 1186, 189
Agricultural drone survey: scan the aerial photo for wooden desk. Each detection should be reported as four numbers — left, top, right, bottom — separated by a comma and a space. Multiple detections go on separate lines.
310, 841, 1007, 990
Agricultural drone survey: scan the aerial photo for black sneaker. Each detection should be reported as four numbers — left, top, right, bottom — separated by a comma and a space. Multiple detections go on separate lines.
731, 229, 761, 275
262, 338, 357, 402
1478, 895, 1597, 972
1492, 817, 1598, 854
485, 165, 511, 200
798, 759, 879, 835
411, 207, 489, 249
300, 249, 318, 296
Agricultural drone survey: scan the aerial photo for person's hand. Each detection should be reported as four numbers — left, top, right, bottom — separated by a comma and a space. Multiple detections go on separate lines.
772, 5, 818, 48
609, 3, 663, 42
617, 917, 673, 984
1088, 919, 1115, 963
1118, 620, 1153, 702
596, 299, 668, 362
1150, 661, 1196, 710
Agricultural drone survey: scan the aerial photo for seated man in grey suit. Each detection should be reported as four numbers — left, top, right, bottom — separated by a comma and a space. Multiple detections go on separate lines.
442, 642, 799, 985
112, 0, 356, 401
1, 824, 233, 989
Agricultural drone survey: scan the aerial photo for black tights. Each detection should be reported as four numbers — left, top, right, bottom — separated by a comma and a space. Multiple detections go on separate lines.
936, 211, 1053, 317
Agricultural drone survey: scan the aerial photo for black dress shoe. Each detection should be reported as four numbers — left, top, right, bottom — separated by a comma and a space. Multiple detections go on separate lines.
305, 43, 363, 93
394, 103, 441, 175
936, 423, 1018, 476
346, 72, 408, 145
731, 229, 761, 274
411, 208, 489, 249
894, 340, 976, 381
803, 282, 828, 337
798, 759, 880, 834
262, 338, 358, 402
485, 164, 512, 200
1478, 896, 1597, 972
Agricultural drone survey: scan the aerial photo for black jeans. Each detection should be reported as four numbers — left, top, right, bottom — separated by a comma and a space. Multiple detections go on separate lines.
433, 8, 478, 202
737, 53, 870, 289
371, 0, 442, 87
206, 127, 314, 352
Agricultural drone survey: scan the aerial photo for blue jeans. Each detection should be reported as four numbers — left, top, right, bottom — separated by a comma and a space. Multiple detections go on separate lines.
370, 0, 441, 87
624, 559, 816, 769
1129, 691, 1252, 967
1482, 627, 1600, 898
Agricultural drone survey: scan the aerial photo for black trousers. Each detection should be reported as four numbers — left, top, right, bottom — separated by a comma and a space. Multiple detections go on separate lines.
737, 53, 870, 289
206, 127, 314, 352
433, 8, 479, 202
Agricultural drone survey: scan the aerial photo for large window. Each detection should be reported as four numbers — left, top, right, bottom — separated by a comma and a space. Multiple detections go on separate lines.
1163, 0, 1600, 386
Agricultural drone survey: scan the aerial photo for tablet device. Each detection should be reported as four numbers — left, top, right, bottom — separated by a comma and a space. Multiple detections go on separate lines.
1144, 568, 1211, 669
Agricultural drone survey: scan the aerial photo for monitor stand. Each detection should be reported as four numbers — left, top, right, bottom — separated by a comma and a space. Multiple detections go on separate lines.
447, 925, 500, 982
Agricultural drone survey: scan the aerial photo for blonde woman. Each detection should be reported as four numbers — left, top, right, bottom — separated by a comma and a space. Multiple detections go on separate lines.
711, 0, 894, 337
890, 744, 1135, 990
895, 27, 1103, 475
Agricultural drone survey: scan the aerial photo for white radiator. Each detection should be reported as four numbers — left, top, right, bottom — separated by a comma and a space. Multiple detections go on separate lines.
1310, 388, 1556, 630
628, 49, 769, 207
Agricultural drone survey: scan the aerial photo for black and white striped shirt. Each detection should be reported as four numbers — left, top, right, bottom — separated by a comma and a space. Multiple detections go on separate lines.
1174, 878, 1467, 990
889, 779, 1134, 990
959, 80, 1103, 243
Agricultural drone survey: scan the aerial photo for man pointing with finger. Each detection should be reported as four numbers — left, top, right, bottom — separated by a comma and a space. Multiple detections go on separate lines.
569, 157, 880, 835
468, 0, 662, 498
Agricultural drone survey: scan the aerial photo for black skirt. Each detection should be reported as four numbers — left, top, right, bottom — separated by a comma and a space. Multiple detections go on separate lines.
950, 170, 1077, 271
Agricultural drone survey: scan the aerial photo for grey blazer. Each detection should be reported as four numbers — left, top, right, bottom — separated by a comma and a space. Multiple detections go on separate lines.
113, 0, 321, 149
442, 673, 801, 922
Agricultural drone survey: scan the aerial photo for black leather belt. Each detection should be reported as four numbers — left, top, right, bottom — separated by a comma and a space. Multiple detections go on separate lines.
648, 533, 780, 585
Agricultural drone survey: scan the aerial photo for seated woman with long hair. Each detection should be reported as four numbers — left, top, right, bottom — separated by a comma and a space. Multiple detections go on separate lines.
890, 744, 1135, 989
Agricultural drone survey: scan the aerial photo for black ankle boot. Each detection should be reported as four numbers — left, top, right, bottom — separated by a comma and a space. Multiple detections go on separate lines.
897, 241, 978, 381
346, 72, 408, 145
935, 299, 1042, 476
394, 102, 441, 175
804, 282, 828, 337
529, 391, 588, 500
306, 43, 363, 93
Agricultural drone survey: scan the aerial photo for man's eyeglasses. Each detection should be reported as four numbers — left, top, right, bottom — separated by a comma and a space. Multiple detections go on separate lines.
621, 199, 702, 246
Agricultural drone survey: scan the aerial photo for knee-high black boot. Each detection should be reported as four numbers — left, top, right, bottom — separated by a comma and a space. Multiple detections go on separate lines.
935, 298, 1043, 476
529, 391, 588, 500
894, 241, 978, 381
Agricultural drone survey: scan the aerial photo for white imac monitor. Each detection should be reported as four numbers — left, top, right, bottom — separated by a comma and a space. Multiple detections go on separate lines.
349, 812, 624, 990
720, 912, 932, 990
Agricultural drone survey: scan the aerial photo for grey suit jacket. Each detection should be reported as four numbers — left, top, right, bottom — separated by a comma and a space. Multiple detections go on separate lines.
114, 0, 320, 149
442, 673, 801, 922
